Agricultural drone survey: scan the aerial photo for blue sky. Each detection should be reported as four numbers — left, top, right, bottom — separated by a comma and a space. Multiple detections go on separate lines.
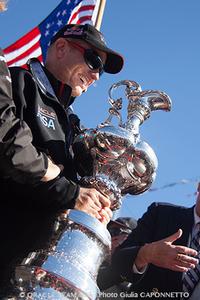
1, 0, 200, 220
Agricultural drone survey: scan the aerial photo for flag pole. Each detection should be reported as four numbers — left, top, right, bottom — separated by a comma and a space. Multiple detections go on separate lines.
94, 0, 107, 30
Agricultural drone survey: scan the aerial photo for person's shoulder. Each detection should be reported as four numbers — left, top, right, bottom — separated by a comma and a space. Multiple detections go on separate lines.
9, 66, 33, 85
148, 201, 189, 213
9, 66, 29, 75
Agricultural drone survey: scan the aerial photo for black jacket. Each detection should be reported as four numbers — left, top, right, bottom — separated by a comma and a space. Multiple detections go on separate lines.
0, 49, 48, 183
0, 59, 80, 292
98, 203, 195, 299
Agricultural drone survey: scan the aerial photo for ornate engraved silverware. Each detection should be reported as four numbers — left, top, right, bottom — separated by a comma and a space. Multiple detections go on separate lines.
73, 80, 171, 209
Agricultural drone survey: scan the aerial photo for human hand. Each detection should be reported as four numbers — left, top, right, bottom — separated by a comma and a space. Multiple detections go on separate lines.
99, 206, 113, 225
74, 187, 112, 225
135, 229, 198, 272
41, 157, 63, 182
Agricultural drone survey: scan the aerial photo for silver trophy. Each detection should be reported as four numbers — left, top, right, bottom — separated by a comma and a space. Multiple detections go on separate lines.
10, 80, 171, 300
73, 80, 171, 209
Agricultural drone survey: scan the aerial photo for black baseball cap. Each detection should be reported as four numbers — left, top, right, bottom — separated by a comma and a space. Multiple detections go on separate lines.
108, 217, 137, 230
50, 24, 124, 74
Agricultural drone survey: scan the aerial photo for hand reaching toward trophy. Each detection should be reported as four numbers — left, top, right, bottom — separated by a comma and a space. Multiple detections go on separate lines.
74, 187, 113, 225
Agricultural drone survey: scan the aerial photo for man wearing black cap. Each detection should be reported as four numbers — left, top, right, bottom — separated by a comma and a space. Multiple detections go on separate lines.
0, 23, 123, 296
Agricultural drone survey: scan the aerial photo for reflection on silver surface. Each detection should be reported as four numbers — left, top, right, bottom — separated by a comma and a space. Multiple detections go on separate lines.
10, 80, 172, 300
11, 210, 111, 300
73, 80, 172, 209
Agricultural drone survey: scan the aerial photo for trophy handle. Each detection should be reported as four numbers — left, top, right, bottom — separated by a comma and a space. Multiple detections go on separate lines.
100, 80, 142, 127
109, 80, 142, 94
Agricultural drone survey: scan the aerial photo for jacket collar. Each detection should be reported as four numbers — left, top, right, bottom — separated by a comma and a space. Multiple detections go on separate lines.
181, 206, 194, 240
28, 58, 75, 108
166, 206, 195, 289
44, 67, 75, 108
173, 206, 194, 246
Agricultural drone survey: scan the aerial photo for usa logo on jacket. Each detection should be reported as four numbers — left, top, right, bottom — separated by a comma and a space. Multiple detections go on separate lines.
37, 105, 56, 130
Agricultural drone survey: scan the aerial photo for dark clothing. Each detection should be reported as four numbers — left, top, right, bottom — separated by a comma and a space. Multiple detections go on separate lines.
0, 59, 80, 293
0, 49, 48, 183
99, 203, 195, 298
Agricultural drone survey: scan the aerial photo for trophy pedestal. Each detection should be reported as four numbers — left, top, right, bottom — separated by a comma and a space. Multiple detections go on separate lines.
12, 210, 111, 300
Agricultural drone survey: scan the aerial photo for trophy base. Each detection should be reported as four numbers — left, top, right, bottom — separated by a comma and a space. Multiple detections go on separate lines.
8, 210, 111, 300
12, 264, 96, 300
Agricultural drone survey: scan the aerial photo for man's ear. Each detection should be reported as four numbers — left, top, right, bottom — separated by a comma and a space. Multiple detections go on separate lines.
55, 38, 68, 58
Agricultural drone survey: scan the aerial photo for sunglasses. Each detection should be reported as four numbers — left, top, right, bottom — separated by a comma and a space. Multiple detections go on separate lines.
68, 40, 104, 76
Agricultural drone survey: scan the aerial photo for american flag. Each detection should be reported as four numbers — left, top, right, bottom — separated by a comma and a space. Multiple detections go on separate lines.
4, 0, 100, 68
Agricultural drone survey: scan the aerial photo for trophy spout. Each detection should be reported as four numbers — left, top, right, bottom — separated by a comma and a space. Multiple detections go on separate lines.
127, 89, 172, 120
125, 89, 172, 134
134, 90, 172, 112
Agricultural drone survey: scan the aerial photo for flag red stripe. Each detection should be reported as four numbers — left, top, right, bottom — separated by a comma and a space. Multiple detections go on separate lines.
6, 41, 41, 66
75, 15, 92, 24
69, 4, 95, 23
3, 0, 98, 67
3, 27, 40, 54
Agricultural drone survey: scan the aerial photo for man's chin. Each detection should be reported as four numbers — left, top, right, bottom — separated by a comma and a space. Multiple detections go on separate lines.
72, 87, 87, 97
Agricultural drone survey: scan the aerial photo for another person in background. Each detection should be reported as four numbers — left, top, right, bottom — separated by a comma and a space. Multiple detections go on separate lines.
108, 217, 138, 254
0, 23, 123, 296
98, 217, 137, 299
108, 184, 200, 299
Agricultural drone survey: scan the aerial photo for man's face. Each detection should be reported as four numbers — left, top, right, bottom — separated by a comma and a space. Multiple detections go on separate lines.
53, 38, 107, 97
195, 182, 200, 217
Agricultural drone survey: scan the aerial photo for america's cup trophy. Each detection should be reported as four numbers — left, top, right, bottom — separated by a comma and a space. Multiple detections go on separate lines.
11, 80, 171, 300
